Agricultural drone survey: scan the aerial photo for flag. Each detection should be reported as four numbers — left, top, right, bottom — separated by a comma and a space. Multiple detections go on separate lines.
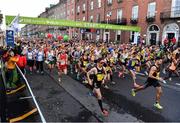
9, 14, 21, 32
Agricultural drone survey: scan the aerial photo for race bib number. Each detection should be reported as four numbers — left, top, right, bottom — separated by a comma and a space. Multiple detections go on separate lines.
60, 60, 66, 65
97, 74, 104, 81
83, 61, 88, 66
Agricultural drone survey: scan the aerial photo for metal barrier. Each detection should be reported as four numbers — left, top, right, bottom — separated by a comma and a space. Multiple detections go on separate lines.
15, 64, 46, 123
0, 58, 46, 123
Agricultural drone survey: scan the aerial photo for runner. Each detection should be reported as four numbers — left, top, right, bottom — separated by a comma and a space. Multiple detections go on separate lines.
164, 54, 180, 81
78, 53, 89, 84
46, 48, 56, 73
131, 57, 165, 110
36, 47, 45, 74
57, 49, 68, 82
127, 52, 140, 87
87, 58, 109, 116
26, 47, 34, 74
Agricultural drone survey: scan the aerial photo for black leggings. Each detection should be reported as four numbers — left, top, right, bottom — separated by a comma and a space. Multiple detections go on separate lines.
36, 61, 44, 72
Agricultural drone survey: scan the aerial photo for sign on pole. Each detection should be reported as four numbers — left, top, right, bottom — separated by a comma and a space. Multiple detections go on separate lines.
6, 30, 14, 48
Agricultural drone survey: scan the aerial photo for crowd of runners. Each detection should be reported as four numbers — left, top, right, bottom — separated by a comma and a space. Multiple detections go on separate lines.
1, 37, 180, 116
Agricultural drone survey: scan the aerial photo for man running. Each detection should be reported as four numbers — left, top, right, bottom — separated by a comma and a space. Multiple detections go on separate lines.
57, 49, 68, 82
131, 57, 165, 109
87, 58, 109, 116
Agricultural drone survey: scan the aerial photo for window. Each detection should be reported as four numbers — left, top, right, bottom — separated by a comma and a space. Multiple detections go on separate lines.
97, 14, 101, 23
83, 3, 86, 11
98, 0, 101, 8
107, 0, 113, 4
67, 10, 70, 16
90, 16, 93, 22
130, 31, 135, 42
107, 11, 112, 17
117, 9, 122, 21
147, 2, 156, 17
172, 0, 180, 17
149, 25, 159, 31
72, 8, 74, 15
132, 5, 138, 19
83, 16, 86, 21
77, 6, 80, 13
90, 1, 94, 10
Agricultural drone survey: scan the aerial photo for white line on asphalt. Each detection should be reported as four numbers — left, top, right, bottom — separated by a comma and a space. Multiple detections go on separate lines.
176, 83, 180, 86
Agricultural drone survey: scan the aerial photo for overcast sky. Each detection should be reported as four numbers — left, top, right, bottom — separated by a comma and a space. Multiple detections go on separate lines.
0, 0, 59, 29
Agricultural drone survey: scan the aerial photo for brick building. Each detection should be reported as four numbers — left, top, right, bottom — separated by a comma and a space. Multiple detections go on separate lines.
75, 0, 106, 40
67, 0, 76, 38
75, 0, 180, 44
21, 0, 180, 45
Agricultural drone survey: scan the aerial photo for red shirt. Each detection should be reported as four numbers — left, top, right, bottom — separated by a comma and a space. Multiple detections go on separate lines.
17, 55, 27, 68
171, 38, 176, 44
59, 53, 67, 65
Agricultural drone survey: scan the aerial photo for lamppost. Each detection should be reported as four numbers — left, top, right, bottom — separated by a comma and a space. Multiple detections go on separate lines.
106, 13, 111, 43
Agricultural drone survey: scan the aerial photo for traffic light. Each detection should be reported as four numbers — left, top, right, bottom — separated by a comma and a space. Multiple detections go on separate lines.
0, 14, 3, 24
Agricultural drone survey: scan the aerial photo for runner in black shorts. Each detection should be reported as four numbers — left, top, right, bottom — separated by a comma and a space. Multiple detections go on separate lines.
87, 58, 109, 116
131, 57, 165, 110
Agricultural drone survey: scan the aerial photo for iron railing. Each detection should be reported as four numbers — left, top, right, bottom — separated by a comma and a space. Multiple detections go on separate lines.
160, 10, 180, 20
101, 18, 127, 25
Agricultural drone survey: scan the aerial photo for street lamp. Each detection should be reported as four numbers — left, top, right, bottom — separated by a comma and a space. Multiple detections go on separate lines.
106, 13, 111, 43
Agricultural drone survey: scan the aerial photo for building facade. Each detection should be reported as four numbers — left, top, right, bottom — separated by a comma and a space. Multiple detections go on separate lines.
67, 0, 76, 38
21, 0, 180, 45
75, 0, 106, 41
74, 0, 180, 44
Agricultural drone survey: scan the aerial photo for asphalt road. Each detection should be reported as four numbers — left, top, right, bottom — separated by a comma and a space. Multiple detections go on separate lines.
26, 72, 99, 122
24, 65, 180, 122
66, 69, 180, 122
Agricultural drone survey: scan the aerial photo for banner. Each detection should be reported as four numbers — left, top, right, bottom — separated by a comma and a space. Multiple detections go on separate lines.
6, 15, 141, 32
6, 30, 14, 48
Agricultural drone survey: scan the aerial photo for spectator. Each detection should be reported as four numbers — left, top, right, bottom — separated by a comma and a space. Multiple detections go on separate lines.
5, 50, 19, 88
16, 52, 27, 74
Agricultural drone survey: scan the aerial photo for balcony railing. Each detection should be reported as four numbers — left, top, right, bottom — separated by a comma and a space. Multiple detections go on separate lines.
107, 2, 112, 6
160, 10, 180, 20
101, 18, 127, 25
146, 16, 155, 23
130, 18, 138, 24
117, 0, 123, 3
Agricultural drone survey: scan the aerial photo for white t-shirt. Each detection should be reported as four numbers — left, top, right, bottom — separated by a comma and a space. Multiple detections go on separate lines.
37, 51, 44, 61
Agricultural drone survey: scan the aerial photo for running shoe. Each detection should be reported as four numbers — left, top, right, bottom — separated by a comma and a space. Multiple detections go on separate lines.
154, 103, 163, 110
41, 71, 44, 75
162, 80, 167, 84
163, 68, 166, 74
87, 91, 94, 96
76, 74, 80, 80
111, 81, 116, 85
58, 78, 61, 83
131, 89, 136, 97
144, 71, 148, 76
102, 109, 109, 117
104, 85, 109, 89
